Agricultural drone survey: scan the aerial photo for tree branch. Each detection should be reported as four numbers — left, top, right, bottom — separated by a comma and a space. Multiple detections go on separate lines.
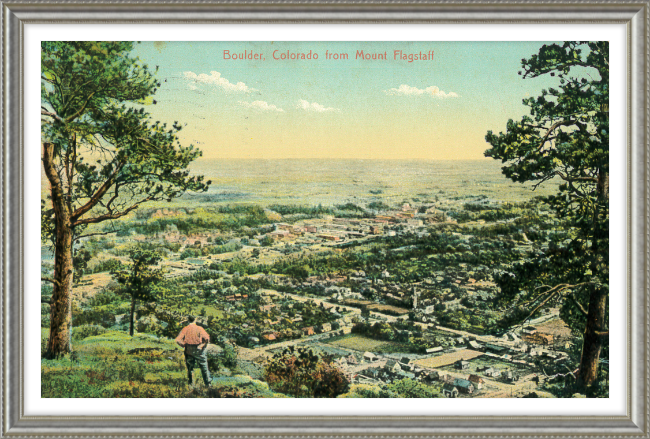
41, 276, 60, 287
523, 291, 559, 324
537, 120, 573, 152
72, 194, 156, 226
71, 160, 126, 221
567, 294, 589, 317
41, 109, 63, 124
73, 230, 116, 242
555, 171, 598, 183
520, 282, 595, 324
64, 90, 98, 123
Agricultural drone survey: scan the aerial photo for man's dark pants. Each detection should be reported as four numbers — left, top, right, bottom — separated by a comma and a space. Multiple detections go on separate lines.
184, 344, 211, 385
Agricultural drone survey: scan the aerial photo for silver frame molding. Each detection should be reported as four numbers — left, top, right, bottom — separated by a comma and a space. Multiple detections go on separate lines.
1, 3, 648, 437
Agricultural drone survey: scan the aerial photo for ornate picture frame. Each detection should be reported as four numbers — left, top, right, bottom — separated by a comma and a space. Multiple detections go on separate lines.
2, 1, 648, 437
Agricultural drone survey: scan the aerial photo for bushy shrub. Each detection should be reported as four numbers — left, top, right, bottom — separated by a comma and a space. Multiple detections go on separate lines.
72, 324, 108, 341
72, 304, 122, 328
90, 258, 124, 274
263, 347, 349, 398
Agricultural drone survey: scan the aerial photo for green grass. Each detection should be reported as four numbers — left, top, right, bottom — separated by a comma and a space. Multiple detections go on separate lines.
174, 304, 225, 319
40, 329, 282, 398
325, 334, 411, 354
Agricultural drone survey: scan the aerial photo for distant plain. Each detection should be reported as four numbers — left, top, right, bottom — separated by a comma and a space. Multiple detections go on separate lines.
175, 158, 558, 208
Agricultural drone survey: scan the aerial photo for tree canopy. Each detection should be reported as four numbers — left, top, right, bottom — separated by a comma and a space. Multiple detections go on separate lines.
41, 42, 210, 357
485, 42, 609, 392
113, 250, 164, 336
41, 42, 210, 239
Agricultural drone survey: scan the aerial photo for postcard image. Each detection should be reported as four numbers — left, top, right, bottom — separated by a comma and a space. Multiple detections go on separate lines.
40, 41, 609, 399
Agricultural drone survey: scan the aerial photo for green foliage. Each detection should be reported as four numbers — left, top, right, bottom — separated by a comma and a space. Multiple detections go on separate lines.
206, 341, 239, 373
113, 250, 164, 302
119, 206, 268, 236
263, 347, 349, 398
180, 242, 243, 259
72, 248, 94, 281
339, 383, 399, 398
72, 324, 108, 341
41, 329, 284, 398
335, 203, 366, 212
485, 42, 609, 390
41, 42, 210, 357
367, 201, 390, 211
112, 250, 165, 334
41, 41, 203, 268
386, 378, 442, 398
268, 204, 334, 216
340, 380, 441, 398
90, 258, 124, 274
485, 41, 609, 335
41, 42, 210, 222
260, 235, 275, 247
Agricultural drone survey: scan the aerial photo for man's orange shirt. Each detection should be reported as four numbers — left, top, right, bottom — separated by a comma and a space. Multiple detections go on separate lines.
175, 323, 210, 346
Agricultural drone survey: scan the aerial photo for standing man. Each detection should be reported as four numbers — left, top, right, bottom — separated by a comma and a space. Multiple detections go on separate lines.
175, 316, 211, 386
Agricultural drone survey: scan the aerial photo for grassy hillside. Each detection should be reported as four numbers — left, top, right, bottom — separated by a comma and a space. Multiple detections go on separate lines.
41, 328, 284, 398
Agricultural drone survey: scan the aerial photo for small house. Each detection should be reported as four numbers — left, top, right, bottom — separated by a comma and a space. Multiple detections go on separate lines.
484, 343, 508, 354
442, 383, 459, 398
384, 359, 402, 373
453, 378, 475, 394
363, 352, 378, 363
455, 360, 470, 370
467, 374, 484, 390
417, 370, 440, 383
365, 367, 380, 379
302, 327, 315, 336
504, 370, 520, 382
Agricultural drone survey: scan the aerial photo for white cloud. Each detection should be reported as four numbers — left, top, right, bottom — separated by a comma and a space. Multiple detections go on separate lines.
297, 99, 338, 112
183, 71, 257, 93
385, 84, 459, 98
238, 100, 284, 112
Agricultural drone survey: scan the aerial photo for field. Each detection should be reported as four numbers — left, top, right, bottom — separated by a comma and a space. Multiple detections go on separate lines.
366, 304, 410, 315
149, 158, 559, 210
326, 335, 410, 354
414, 349, 485, 369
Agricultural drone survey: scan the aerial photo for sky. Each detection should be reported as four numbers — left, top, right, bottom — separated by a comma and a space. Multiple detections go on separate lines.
131, 41, 559, 160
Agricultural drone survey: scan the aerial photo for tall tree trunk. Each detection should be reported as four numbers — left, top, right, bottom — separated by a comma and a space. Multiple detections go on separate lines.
577, 168, 609, 392
43, 143, 74, 358
130, 296, 136, 336
577, 287, 607, 391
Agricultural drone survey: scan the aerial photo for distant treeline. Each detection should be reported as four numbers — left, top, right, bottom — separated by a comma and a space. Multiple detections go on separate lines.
268, 203, 372, 219
109, 203, 373, 236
